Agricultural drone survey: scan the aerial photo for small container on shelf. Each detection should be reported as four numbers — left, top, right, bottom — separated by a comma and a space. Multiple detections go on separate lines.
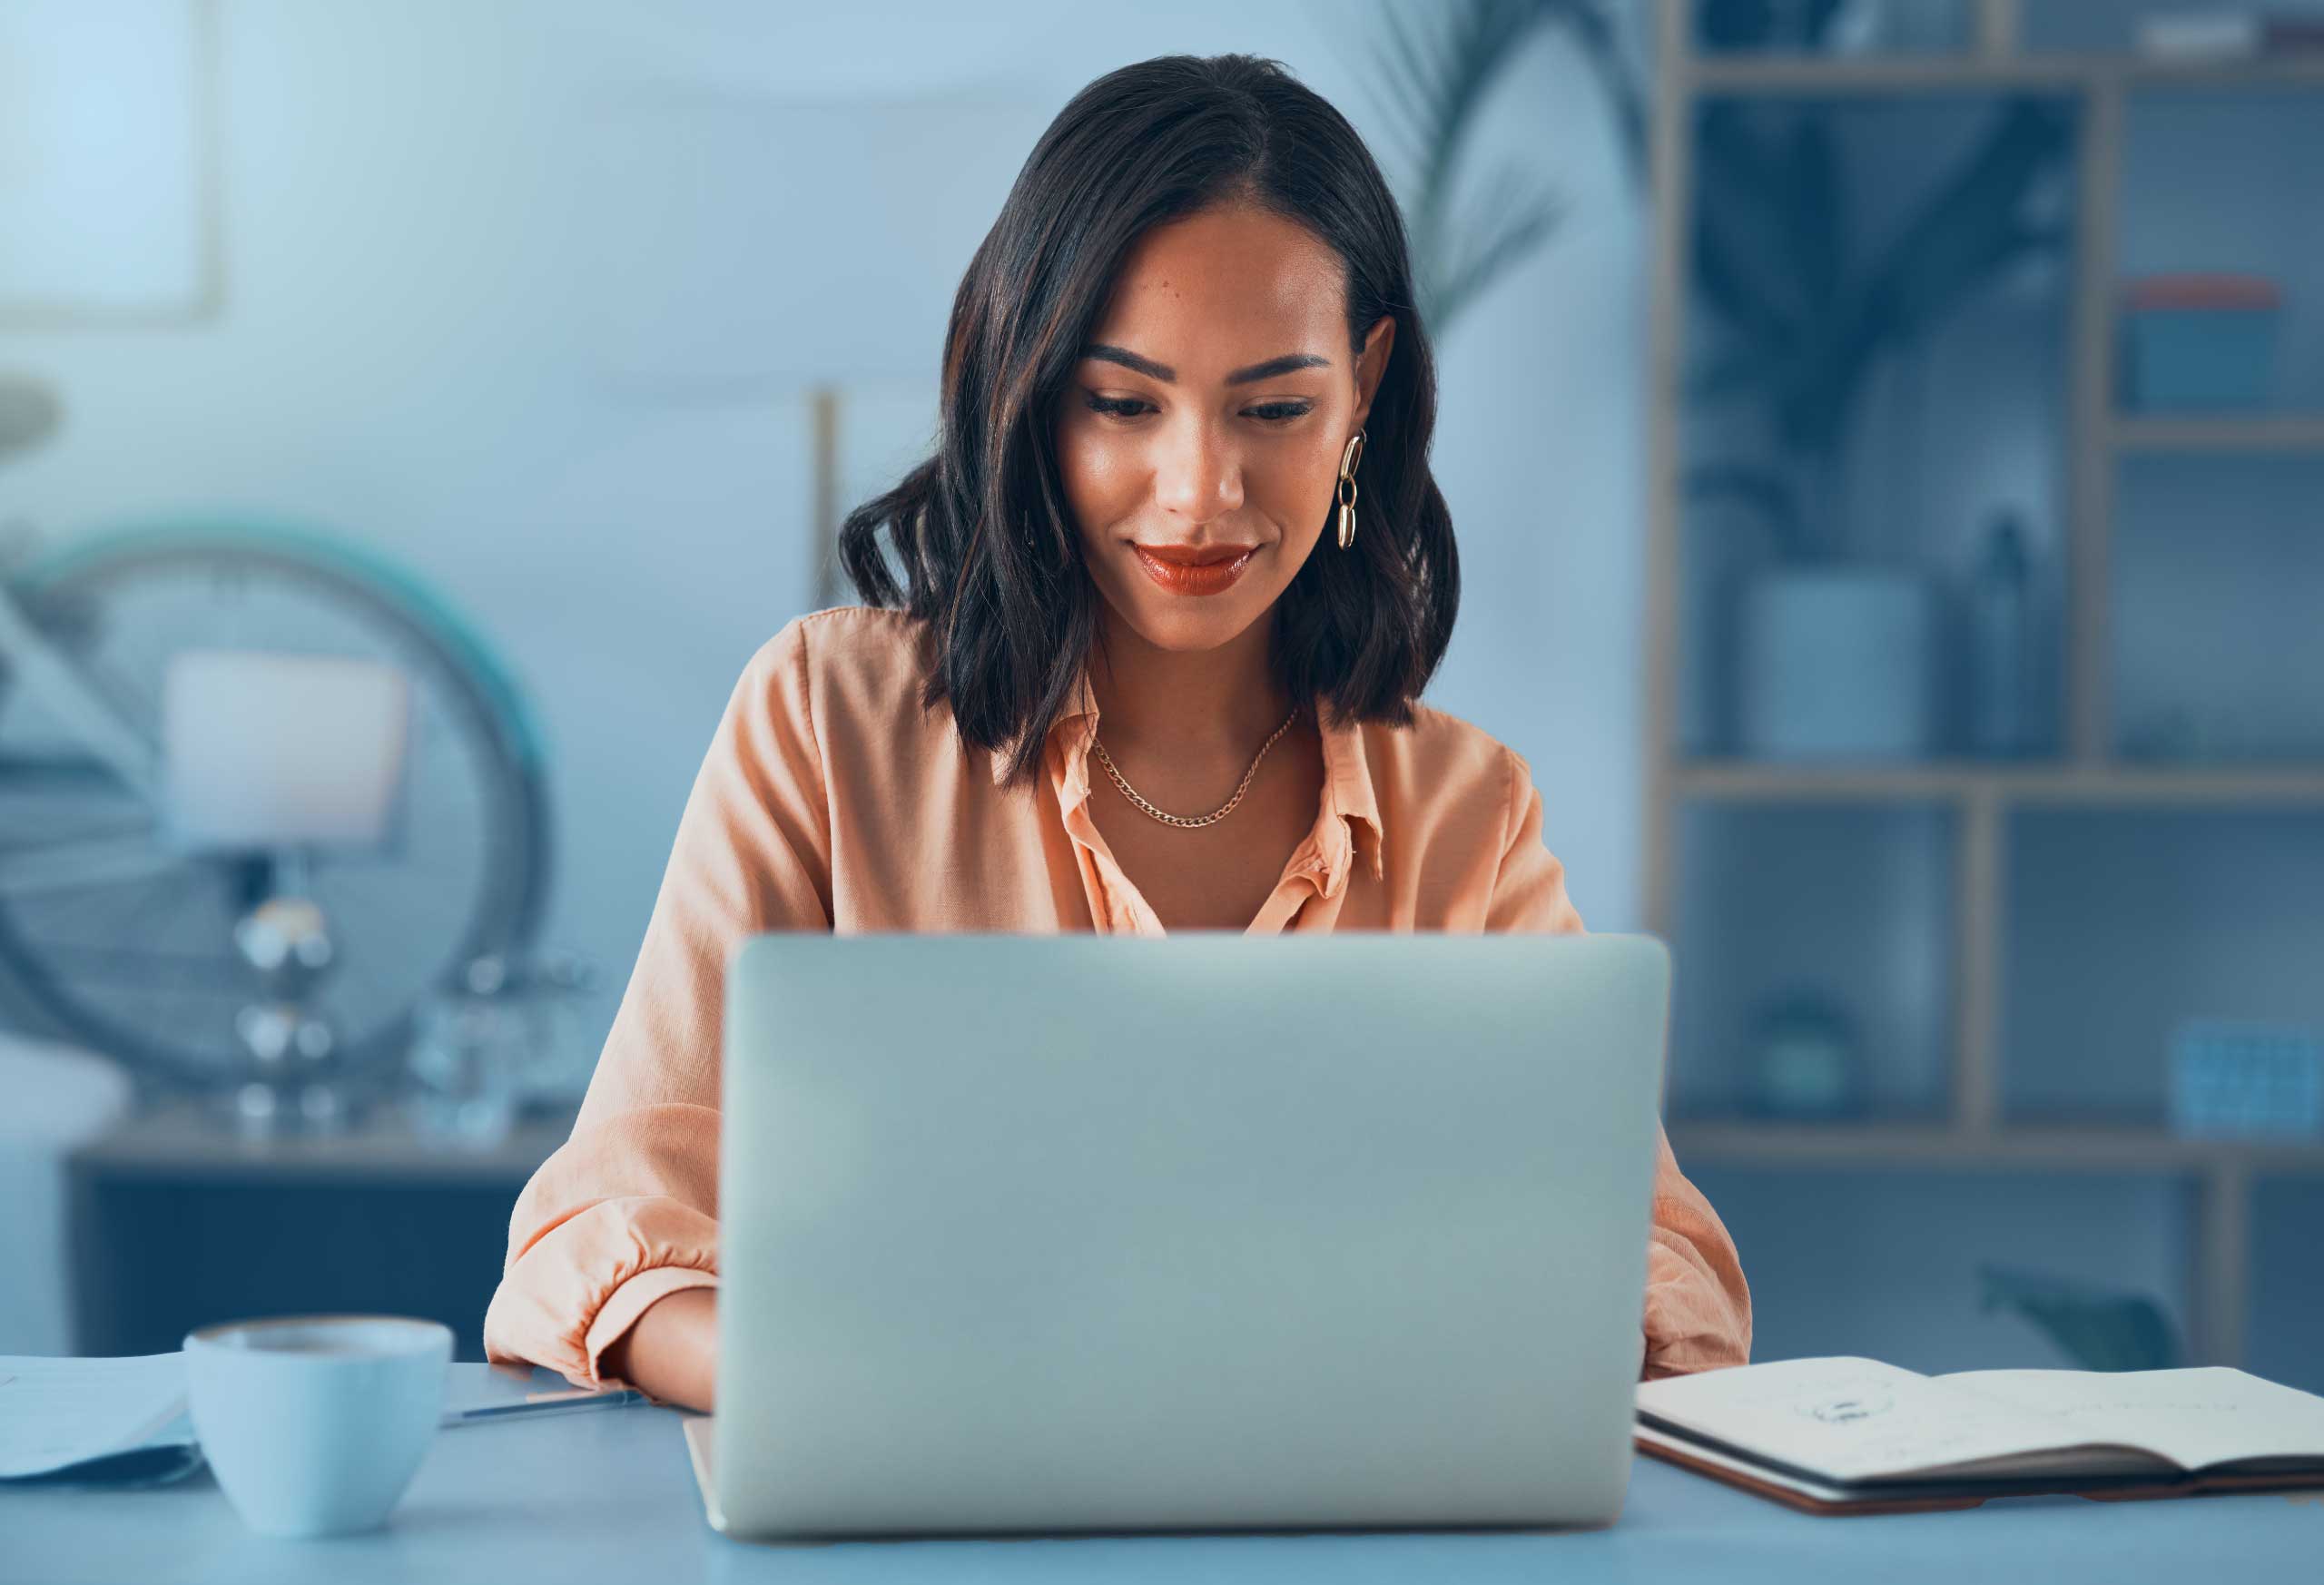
2121, 274, 2282, 413
1736, 566, 1941, 761
1966, 508, 2041, 759
2167, 1019, 2323, 1139
1746, 989, 1866, 1120
1673, 802, 1956, 1123
2134, 11, 2324, 63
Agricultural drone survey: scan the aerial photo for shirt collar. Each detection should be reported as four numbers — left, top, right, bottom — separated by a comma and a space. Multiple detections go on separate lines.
987, 654, 1384, 887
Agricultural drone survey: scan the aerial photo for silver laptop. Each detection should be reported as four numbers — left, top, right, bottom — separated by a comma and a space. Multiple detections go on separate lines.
690, 932, 1670, 1540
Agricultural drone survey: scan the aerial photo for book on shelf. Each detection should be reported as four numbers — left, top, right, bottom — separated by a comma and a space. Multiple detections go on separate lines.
1635, 1354, 2324, 1514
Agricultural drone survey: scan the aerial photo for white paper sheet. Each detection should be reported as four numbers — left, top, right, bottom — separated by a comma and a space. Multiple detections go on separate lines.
0, 1354, 643, 1482
0, 1354, 188, 1479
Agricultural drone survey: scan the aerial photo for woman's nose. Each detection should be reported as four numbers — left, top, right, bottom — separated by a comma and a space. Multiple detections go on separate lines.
1151, 421, 1244, 523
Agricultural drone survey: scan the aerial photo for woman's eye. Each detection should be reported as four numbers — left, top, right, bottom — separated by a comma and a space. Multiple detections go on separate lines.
1079, 393, 1313, 424
1084, 394, 1152, 420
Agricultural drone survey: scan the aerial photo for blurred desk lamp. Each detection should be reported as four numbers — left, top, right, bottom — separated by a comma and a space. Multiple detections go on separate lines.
162, 649, 412, 1133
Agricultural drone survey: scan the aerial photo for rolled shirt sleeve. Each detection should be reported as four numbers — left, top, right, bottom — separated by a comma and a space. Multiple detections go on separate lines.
1639, 1126, 1752, 1380
1485, 747, 1752, 1380
483, 622, 833, 1388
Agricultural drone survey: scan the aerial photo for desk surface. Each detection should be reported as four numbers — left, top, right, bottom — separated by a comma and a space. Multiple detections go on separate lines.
5, 1365, 2319, 1584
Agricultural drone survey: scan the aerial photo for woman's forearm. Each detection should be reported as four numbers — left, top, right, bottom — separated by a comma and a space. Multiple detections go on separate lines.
600, 1286, 719, 1412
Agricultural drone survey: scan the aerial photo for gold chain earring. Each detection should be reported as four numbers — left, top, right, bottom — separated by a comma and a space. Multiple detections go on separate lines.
1335, 428, 1366, 550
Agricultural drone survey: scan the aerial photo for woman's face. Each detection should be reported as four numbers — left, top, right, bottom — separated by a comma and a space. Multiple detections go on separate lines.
1054, 202, 1394, 655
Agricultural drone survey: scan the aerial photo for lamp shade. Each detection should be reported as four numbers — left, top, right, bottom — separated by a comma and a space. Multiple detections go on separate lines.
162, 649, 411, 851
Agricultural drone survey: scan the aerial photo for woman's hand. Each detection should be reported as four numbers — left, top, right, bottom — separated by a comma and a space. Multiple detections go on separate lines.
600, 1286, 718, 1412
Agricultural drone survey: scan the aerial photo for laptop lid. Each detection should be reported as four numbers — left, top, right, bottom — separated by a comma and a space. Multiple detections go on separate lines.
712, 931, 1669, 1538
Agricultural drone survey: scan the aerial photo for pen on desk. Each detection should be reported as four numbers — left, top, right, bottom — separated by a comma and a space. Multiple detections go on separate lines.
441, 1386, 647, 1428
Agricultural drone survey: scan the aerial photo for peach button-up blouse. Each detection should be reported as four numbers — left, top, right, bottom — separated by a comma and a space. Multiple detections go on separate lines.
483, 605, 1749, 1387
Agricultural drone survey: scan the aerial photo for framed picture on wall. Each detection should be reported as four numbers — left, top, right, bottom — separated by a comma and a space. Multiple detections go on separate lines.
0, 0, 222, 324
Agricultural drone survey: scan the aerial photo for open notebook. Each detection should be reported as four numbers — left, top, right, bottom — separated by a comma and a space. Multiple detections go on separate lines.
1635, 1356, 2324, 1514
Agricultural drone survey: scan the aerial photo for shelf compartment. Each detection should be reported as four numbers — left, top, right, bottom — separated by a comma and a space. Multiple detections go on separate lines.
1679, 91, 2076, 762
1669, 802, 1957, 1124
2120, 87, 2324, 413
2112, 453, 2324, 763
2001, 806, 2324, 1128
1681, 1165, 2195, 1373
2249, 1176, 2324, 1394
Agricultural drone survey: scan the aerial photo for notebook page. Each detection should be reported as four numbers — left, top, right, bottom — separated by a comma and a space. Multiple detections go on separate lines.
1635, 1356, 2125, 1483
1942, 1367, 2324, 1472
0, 1354, 186, 1479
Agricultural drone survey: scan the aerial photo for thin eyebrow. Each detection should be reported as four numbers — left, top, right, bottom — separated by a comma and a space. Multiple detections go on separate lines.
1081, 345, 1332, 387
1226, 352, 1332, 386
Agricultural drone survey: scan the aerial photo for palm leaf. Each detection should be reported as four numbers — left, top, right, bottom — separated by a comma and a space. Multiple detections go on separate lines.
1685, 463, 1807, 560
1557, 0, 1649, 182
1786, 114, 1845, 313
1368, 0, 1643, 335
1433, 166, 1566, 329
1777, 101, 2072, 458
1371, 0, 1547, 222
1693, 103, 1817, 352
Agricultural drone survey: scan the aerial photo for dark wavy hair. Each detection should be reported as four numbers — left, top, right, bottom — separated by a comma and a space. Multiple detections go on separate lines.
836, 53, 1457, 789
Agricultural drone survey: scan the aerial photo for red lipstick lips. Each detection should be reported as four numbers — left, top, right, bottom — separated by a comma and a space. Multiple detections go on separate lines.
1132, 542, 1258, 596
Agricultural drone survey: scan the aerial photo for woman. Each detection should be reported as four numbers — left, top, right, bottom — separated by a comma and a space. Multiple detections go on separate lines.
484, 53, 1748, 1413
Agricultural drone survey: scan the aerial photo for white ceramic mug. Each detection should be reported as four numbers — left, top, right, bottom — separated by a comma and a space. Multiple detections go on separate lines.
183, 1314, 452, 1538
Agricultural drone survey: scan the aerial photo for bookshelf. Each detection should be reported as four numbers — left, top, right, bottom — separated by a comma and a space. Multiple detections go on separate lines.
1641, 0, 2324, 1372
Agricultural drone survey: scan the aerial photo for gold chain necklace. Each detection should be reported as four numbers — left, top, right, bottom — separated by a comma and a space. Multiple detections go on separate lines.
1091, 705, 1300, 830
